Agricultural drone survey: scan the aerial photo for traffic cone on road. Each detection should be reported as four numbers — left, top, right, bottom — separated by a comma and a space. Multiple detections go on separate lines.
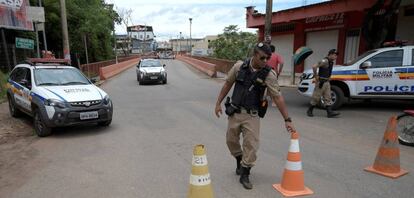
188, 144, 214, 198
364, 116, 408, 178
273, 132, 313, 197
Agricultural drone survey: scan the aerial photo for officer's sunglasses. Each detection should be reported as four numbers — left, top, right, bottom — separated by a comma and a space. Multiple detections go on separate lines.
259, 55, 269, 61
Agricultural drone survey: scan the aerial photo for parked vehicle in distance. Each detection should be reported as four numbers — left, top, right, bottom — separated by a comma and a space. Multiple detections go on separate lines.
6, 58, 113, 137
159, 51, 175, 59
136, 59, 167, 85
298, 45, 414, 109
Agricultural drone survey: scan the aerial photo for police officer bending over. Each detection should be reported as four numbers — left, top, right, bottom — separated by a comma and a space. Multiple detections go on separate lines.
215, 43, 295, 190
307, 49, 340, 118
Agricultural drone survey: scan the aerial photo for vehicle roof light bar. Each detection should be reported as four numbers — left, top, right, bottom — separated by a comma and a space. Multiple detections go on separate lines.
26, 58, 71, 65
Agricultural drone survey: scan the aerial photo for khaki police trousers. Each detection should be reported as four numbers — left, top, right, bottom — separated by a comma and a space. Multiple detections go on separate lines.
310, 81, 332, 106
226, 112, 260, 167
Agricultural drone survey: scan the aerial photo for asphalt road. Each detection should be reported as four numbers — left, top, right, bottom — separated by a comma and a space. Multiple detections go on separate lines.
1, 59, 413, 198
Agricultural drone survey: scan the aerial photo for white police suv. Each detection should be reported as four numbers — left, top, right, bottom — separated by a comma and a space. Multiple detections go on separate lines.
6, 59, 113, 137
136, 59, 167, 85
298, 45, 414, 109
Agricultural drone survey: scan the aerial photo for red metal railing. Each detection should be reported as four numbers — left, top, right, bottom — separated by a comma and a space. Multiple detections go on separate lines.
80, 55, 140, 78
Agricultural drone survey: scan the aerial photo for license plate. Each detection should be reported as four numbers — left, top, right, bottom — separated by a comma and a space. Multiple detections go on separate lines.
80, 111, 99, 120
150, 76, 158, 79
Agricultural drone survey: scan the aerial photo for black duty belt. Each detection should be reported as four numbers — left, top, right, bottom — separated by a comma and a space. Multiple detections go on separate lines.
239, 107, 258, 116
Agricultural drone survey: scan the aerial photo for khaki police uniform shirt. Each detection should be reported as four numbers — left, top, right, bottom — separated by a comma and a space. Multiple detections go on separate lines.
226, 60, 281, 98
315, 58, 329, 69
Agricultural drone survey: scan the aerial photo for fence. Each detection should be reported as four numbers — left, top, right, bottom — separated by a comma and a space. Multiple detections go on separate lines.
189, 56, 236, 74
79, 55, 140, 78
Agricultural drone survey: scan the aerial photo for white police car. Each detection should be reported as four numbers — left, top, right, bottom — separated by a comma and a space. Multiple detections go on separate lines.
6, 59, 113, 137
298, 45, 414, 109
136, 59, 167, 85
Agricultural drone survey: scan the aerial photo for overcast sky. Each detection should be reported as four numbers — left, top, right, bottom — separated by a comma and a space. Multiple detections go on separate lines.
107, 0, 329, 41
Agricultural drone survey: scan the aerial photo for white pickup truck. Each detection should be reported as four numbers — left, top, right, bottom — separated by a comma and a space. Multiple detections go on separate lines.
298, 45, 414, 109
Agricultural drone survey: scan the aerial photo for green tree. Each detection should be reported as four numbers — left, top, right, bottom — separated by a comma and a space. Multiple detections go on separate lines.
42, 0, 120, 63
209, 25, 257, 61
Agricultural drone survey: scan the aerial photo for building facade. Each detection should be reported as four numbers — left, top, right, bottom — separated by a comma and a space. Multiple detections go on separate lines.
127, 25, 156, 53
169, 38, 203, 55
246, 0, 414, 74
192, 35, 218, 56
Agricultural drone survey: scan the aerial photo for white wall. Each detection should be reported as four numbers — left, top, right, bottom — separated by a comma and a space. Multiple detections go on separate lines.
271, 34, 294, 75
305, 30, 339, 71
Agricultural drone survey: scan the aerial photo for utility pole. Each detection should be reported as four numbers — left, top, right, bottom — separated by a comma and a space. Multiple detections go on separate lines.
60, 0, 70, 61
83, 34, 89, 64
114, 29, 118, 63
35, 23, 40, 57
264, 0, 273, 44
189, 18, 192, 55
39, 0, 47, 51
84, 34, 90, 77
1, 28, 11, 71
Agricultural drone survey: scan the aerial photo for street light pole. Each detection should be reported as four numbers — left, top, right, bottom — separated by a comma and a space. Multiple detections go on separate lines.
179, 31, 182, 55
143, 25, 147, 53
189, 18, 192, 55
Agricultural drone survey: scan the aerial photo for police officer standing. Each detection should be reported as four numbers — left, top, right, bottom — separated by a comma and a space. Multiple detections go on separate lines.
307, 49, 340, 118
215, 43, 295, 190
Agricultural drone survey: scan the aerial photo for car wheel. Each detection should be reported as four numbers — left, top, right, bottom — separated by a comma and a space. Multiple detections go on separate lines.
137, 74, 140, 81
330, 85, 344, 110
139, 80, 143, 85
98, 119, 112, 127
397, 114, 414, 146
33, 109, 52, 137
8, 95, 22, 117
163, 77, 167, 84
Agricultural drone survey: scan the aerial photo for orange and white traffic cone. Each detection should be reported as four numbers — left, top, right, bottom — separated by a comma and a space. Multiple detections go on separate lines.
364, 116, 408, 178
188, 144, 214, 198
273, 132, 313, 197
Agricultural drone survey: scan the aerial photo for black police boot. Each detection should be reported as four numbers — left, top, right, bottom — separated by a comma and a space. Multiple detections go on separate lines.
239, 166, 253, 190
235, 155, 242, 175
307, 105, 315, 117
326, 106, 340, 118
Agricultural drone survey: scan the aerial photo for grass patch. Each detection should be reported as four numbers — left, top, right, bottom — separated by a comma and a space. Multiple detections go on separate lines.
0, 71, 8, 102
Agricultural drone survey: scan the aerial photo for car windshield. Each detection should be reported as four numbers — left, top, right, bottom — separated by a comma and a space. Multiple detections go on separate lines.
34, 68, 90, 86
141, 60, 162, 67
343, 50, 377, 66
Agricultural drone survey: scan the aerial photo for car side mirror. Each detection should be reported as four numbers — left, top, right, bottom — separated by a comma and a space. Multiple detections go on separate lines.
163, 64, 166, 67
360, 61, 372, 69
90, 78, 97, 83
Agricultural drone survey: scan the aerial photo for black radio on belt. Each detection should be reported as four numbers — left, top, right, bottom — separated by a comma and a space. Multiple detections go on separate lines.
225, 96, 239, 116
